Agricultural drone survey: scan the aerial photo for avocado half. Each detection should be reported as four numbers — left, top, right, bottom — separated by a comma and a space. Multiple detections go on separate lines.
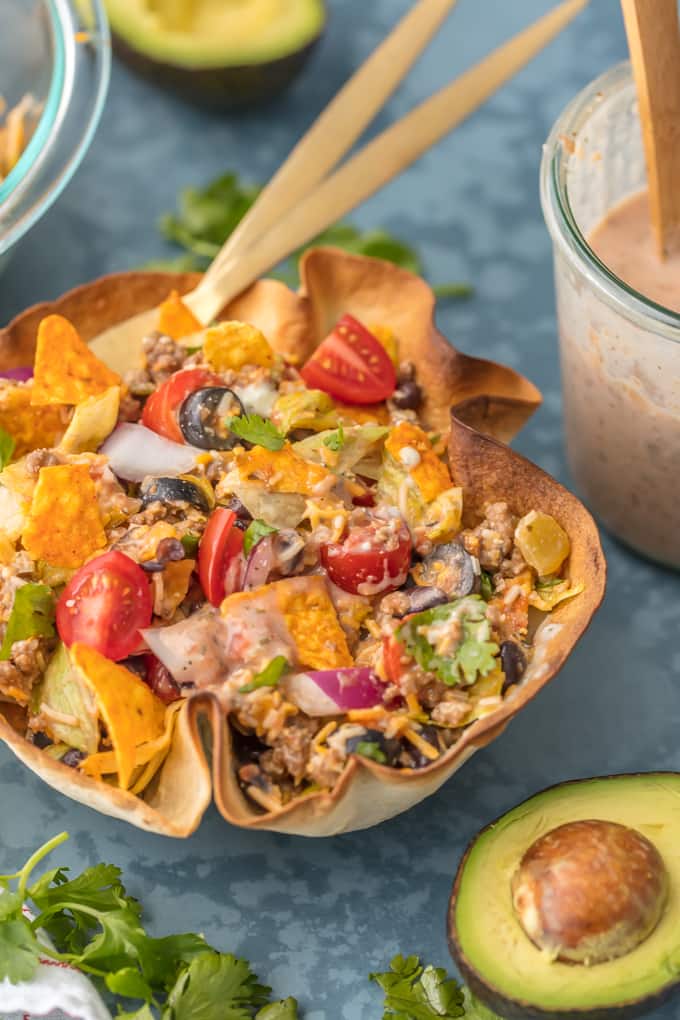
448, 774, 680, 1020
105, 0, 326, 109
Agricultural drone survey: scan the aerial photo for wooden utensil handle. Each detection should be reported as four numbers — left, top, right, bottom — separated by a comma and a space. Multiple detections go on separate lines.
201, 0, 458, 286
188, 0, 589, 324
621, 0, 680, 257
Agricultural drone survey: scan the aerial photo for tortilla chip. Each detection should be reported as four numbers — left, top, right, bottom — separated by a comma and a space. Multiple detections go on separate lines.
31, 315, 120, 406
81, 700, 182, 793
158, 290, 202, 340
203, 320, 274, 371
22, 464, 106, 568
276, 575, 352, 670
385, 421, 452, 501
231, 443, 334, 496
71, 643, 166, 789
0, 383, 68, 457
221, 576, 352, 671
59, 386, 120, 454
334, 401, 390, 426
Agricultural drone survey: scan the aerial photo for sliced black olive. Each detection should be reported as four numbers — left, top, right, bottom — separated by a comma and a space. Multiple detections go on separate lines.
404, 586, 449, 615
271, 530, 306, 577
61, 748, 85, 768
400, 724, 442, 769
31, 731, 52, 750
140, 475, 212, 513
222, 494, 253, 523
346, 728, 401, 766
179, 387, 247, 450
500, 641, 527, 692
415, 542, 479, 597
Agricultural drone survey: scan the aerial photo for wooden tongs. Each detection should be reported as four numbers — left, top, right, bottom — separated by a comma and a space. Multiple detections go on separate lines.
91, 0, 589, 364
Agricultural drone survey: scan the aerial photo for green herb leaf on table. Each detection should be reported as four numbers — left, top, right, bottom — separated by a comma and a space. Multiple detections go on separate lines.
243, 519, 278, 557
164, 951, 271, 1020
0, 583, 56, 661
0, 920, 41, 983
228, 414, 285, 452
239, 656, 289, 694
256, 999, 300, 1020
152, 171, 471, 299
0, 426, 15, 470
370, 953, 465, 1019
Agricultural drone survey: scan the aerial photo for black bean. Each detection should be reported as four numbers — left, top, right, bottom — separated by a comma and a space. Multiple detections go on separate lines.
500, 641, 527, 692
61, 748, 85, 768
391, 380, 423, 411
401, 586, 449, 616
31, 732, 52, 749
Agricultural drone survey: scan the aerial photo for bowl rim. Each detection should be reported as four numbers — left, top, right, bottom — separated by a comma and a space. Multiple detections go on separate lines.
0, 0, 111, 255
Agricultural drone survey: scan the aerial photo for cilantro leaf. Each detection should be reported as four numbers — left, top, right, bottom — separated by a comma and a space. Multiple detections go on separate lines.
165, 951, 271, 1020
239, 656, 289, 694
354, 741, 387, 764
370, 953, 465, 1019
243, 519, 277, 557
105, 965, 153, 1001
0, 583, 56, 660
151, 171, 471, 297
397, 596, 499, 687
323, 425, 345, 452
0, 427, 15, 470
227, 414, 285, 452
0, 919, 41, 982
139, 932, 210, 991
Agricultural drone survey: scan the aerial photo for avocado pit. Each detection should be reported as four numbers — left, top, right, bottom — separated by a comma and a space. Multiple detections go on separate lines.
511, 819, 669, 965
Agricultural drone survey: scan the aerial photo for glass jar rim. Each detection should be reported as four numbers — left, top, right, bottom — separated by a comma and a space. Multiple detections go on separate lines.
540, 59, 680, 342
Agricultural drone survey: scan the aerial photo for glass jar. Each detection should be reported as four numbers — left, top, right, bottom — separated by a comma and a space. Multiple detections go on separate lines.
541, 62, 680, 568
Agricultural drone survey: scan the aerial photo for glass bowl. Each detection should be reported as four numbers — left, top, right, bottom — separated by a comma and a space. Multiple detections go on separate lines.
0, 0, 110, 272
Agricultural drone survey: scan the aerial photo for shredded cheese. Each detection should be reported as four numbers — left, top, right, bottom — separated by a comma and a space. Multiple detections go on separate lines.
403, 727, 440, 761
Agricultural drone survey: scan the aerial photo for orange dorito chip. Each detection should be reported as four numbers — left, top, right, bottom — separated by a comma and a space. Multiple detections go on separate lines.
0, 383, 67, 457
31, 315, 121, 406
385, 421, 452, 502
158, 290, 202, 340
232, 443, 335, 496
70, 643, 166, 789
22, 464, 106, 568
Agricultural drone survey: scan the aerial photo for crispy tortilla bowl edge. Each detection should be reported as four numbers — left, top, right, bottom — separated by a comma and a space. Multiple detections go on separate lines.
0, 248, 603, 836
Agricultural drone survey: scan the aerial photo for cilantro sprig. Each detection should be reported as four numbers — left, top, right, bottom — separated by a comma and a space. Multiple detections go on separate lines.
0, 833, 298, 1018
227, 413, 285, 452
147, 171, 472, 299
397, 596, 499, 687
322, 425, 346, 452
371, 954, 465, 1019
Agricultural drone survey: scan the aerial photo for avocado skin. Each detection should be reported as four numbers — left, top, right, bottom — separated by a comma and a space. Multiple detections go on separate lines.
111, 30, 323, 110
447, 773, 680, 1020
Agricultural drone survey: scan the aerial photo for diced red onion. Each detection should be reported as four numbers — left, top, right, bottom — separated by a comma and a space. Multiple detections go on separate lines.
100, 423, 198, 482
242, 535, 275, 591
0, 366, 33, 381
286, 667, 386, 717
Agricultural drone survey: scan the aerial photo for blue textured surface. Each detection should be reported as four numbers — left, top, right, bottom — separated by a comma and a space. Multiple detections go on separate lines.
2, 1, 676, 1016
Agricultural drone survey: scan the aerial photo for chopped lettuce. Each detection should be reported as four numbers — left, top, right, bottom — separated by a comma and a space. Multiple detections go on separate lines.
294, 424, 388, 478
272, 390, 338, 435
31, 643, 99, 753
397, 595, 499, 687
0, 583, 55, 660
0, 427, 15, 470
378, 455, 462, 542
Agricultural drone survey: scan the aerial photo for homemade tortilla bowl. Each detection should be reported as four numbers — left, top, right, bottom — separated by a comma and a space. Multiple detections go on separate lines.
0, 248, 606, 836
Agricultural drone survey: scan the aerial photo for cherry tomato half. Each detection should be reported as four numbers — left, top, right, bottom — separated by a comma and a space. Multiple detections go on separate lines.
321, 516, 411, 595
56, 551, 153, 661
198, 508, 245, 606
142, 367, 221, 443
300, 314, 396, 404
